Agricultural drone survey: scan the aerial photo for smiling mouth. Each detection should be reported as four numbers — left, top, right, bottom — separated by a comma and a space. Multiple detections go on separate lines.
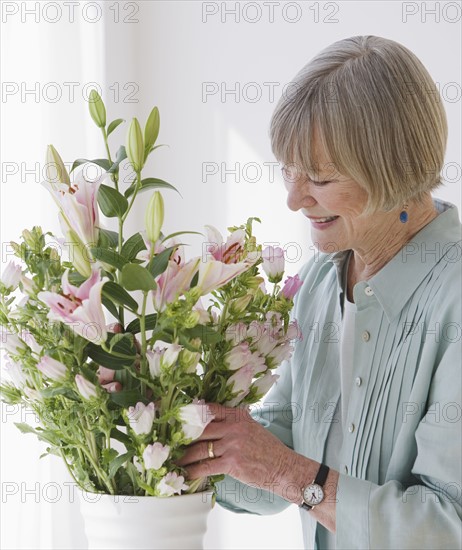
309, 216, 339, 223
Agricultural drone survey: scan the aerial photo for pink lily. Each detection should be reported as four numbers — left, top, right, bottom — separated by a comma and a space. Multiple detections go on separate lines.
42, 170, 102, 249
204, 226, 245, 264
38, 269, 108, 345
196, 260, 250, 296
152, 258, 200, 312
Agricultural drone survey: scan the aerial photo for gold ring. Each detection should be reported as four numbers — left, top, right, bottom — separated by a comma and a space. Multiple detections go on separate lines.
207, 441, 215, 459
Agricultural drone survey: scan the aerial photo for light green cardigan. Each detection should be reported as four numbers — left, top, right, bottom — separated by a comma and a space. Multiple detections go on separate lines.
217, 198, 462, 549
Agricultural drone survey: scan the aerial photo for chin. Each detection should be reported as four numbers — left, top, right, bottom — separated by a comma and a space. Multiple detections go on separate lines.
310, 238, 346, 255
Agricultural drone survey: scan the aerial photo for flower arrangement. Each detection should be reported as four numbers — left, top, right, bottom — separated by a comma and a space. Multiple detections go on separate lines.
0, 91, 303, 498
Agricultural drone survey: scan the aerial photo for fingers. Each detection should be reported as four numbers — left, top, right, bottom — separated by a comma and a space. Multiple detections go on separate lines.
205, 403, 251, 423
177, 439, 223, 467
185, 457, 227, 481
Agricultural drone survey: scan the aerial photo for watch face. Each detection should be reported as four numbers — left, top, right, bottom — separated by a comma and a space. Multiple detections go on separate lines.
303, 483, 324, 506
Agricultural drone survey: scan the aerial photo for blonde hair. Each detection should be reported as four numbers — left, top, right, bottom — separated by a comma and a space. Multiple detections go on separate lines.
270, 35, 448, 213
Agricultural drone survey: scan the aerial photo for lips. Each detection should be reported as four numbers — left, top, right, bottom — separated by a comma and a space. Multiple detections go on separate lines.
309, 216, 339, 223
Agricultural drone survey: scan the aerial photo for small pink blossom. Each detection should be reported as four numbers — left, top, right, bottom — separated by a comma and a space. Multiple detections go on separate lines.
0, 262, 22, 290
127, 402, 155, 436
75, 374, 98, 400
157, 472, 189, 497
281, 275, 303, 300
224, 342, 252, 371
252, 371, 279, 398
37, 356, 67, 381
143, 442, 170, 471
178, 402, 214, 441
262, 246, 285, 283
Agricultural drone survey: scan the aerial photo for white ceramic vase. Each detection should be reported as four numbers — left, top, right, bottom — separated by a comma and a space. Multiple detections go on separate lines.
79, 491, 214, 549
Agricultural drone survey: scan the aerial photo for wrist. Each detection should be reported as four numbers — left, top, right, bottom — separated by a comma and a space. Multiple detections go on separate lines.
277, 452, 320, 505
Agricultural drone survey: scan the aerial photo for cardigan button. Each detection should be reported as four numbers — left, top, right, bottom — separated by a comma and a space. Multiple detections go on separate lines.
362, 331, 370, 342
365, 286, 374, 296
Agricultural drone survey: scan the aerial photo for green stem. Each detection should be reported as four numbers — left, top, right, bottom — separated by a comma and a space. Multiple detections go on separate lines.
121, 170, 142, 224
139, 291, 149, 396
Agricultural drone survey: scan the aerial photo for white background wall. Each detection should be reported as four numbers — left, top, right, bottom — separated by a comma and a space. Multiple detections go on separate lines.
1, 1, 460, 548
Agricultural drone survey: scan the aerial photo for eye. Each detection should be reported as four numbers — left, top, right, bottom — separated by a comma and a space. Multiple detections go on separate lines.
309, 179, 331, 187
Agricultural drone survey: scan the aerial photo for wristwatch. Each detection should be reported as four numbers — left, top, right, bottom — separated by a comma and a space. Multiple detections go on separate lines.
300, 463, 330, 511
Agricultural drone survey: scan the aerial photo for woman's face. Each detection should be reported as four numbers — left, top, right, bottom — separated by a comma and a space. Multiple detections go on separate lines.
282, 135, 379, 254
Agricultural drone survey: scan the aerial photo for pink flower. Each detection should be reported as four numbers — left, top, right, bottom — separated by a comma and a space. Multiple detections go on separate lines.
224, 342, 252, 370
204, 226, 245, 264
252, 371, 279, 398
157, 472, 189, 497
266, 342, 294, 367
226, 360, 266, 403
146, 348, 162, 377
178, 403, 214, 441
38, 269, 108, 345
0, 262, 22, 291
42, 170, 101, 249
37, 356, 67, 381
280, 275, 303, 300
127, 402, 155, 436
75, 374, 98, 400
262, 246, 285, 283
153, 258, 200, 312
196, 260, 249, 295
143, 442, 170, 470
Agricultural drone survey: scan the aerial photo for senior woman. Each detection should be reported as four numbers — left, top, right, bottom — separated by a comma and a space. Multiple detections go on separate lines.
178, 36, 462, 548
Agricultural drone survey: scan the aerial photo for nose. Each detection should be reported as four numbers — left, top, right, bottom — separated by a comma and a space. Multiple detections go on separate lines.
285, 179, 317, 212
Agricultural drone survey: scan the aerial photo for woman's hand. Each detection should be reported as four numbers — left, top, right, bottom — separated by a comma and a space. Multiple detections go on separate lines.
176, 403, 303, 500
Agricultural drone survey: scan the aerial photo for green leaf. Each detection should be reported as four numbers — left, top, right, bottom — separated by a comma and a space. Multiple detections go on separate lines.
109, 389, 144, 407
98, 184, 129, 218
91, 247, 128, 271
108, 146, 127, 174
110, 427, 132, 447
14, 422, 37, 435
107, 118, 125, 136
102, 295, 120, 320
126, 313, 157, 334
146, 246, 177, 279
86, 338, 136, 370
108, 451, 135, 479
102, 281, 138, 312
124, 178, 179, 199
183, 325, 222, 345
162, 230, 203, 242
70, 158, 111, 173
109, 333, 131, 352
98, 227, 120, 248
121, 264, 157, 291
121, 232, 146, 261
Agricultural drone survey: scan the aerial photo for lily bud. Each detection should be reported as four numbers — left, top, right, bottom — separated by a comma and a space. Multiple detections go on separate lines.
229, 294, 253, 315
67, 230, 92, 278
45, 145, 70, 185
126, 117, 145, 172
144, 106, 160, 155
0, 262, 22, 291
145, 191, 164, 244
88, 89, 106, 129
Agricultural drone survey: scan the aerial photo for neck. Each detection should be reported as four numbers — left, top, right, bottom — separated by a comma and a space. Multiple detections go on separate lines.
347, 196, 438, 299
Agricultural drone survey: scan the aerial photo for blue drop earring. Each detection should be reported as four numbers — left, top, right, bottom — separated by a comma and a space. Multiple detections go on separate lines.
399, 203, 408, 223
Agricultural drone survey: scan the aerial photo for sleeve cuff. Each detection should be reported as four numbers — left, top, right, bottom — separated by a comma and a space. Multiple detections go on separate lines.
335, 473, 372, 548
